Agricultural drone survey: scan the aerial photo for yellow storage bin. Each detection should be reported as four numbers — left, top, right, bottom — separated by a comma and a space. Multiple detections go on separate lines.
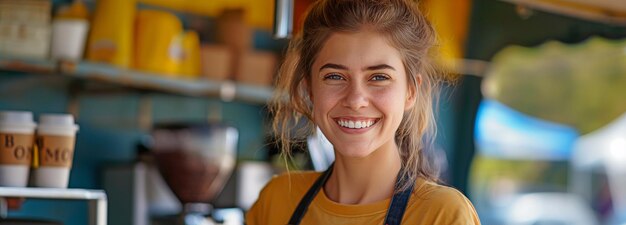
86, 0, 135, 67
134, 9, 183, 76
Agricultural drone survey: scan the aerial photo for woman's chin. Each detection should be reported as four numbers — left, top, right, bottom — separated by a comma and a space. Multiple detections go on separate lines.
334, 146, 377, 159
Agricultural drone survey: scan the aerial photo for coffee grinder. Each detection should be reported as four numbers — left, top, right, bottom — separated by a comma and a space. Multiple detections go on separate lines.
149, 122, 238, 225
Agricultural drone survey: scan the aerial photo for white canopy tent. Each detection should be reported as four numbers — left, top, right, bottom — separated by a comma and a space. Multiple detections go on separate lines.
571, 112, 626, 218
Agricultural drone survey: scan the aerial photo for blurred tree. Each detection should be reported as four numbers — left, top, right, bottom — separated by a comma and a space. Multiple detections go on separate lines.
484, 37, 626, 134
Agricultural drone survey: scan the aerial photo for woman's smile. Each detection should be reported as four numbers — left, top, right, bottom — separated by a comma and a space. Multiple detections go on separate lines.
334, 117, 380, 132
337, 119, 377, 129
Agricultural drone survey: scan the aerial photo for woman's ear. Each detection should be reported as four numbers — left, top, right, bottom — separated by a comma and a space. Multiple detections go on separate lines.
404, 74, 421, 111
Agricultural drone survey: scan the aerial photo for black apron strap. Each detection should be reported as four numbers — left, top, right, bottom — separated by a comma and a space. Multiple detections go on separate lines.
382, 172, 414, 225
287, 164, 334, 225
287, 164, 414, 225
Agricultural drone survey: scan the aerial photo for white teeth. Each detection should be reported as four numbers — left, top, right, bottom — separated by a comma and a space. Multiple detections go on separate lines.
337, 119, 376, 129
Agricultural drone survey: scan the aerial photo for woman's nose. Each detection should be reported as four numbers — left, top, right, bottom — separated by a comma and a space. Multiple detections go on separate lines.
342, 82, 369, 110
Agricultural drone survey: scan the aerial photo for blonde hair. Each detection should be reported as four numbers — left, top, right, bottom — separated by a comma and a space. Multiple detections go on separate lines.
271, 0, 447, 188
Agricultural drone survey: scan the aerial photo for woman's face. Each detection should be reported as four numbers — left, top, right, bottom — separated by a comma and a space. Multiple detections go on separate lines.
310, 30, 415, 159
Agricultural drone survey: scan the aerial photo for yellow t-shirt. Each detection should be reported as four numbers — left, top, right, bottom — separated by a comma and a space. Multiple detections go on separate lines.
246, 171, 481, 225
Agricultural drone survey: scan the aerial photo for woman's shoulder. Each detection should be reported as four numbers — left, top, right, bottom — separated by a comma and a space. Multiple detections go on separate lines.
253, 170, 323, 206
264, 170, 322, 193
246, 170, 323, 225
269, 170, 323, 184
414, 180, 470, 203
409, 179, 481, 224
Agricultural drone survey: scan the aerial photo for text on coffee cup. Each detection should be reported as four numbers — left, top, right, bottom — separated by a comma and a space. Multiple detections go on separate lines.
36, 135, 76, 168
0, 133, 34, 165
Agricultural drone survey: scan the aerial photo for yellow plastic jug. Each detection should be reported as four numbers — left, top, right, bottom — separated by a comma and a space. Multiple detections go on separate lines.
179, 31, 201, 78
134, 9, 183, 76
86, 0, 135, 67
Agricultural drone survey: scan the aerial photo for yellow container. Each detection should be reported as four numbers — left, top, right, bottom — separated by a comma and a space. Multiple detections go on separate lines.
86, 0, 135, 67
138, 0, 275, 29
134, 9, 183, 76
179, 31, 201, 78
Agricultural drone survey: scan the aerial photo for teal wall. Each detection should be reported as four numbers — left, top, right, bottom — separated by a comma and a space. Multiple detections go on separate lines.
0, 72, 269, 224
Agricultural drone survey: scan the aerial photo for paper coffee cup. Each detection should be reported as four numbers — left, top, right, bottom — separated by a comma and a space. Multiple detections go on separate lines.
0, 111, 37, 187
50, 19, 89, 61
31, 114, 79, 188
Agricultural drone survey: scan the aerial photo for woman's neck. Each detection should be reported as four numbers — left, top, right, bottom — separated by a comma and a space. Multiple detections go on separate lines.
323, 144, 402, 205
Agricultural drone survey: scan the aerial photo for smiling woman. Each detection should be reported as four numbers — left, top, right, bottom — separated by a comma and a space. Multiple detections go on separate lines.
246, 0, 481, 224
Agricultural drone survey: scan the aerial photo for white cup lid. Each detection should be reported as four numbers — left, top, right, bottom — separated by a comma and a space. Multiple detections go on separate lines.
0, 111, 36, 128
38, 113, 79, 133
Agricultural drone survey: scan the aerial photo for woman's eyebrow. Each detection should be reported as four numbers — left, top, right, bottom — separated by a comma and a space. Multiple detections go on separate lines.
319, 63, 348, 72
364, 64, 395, 71
319, 63, 396, 71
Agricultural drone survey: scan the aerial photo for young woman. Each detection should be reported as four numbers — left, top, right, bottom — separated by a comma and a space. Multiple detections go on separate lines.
247, 0, 480, 224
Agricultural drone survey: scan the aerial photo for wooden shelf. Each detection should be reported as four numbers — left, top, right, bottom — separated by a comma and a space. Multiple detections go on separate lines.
0, 55, 56, 74
0, 55, 274, 104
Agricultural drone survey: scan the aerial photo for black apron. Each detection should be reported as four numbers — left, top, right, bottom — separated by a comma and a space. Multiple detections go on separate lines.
287, 164, 414, 225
